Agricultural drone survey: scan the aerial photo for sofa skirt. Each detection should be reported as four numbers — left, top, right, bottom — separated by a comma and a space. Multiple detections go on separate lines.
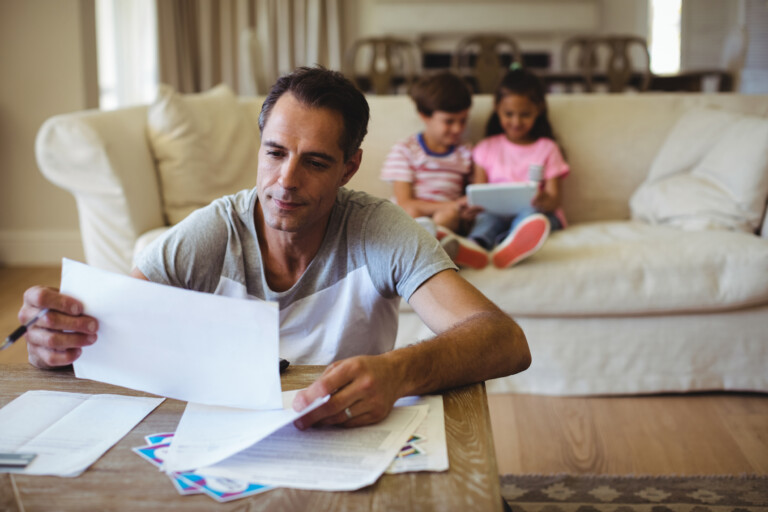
394, 304, 768, 396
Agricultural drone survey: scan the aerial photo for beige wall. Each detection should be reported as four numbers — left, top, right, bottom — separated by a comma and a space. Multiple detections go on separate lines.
0, 0, 96, 265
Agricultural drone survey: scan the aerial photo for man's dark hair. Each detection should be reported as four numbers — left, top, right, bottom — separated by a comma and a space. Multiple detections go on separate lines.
409, 71, 472, 117
259, 66, 370, 162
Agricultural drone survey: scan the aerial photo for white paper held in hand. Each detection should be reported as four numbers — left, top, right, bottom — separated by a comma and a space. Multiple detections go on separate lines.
61, 258, 282, 410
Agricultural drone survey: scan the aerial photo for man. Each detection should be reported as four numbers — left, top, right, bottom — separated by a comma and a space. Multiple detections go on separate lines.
19, 67, 531, 429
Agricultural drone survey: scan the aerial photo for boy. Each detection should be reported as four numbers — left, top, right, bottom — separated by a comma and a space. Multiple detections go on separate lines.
380, 71, 488, 269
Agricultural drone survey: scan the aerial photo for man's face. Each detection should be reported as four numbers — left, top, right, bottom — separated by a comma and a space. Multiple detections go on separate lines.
420, 109, 469, 152
257, 93, 360, 235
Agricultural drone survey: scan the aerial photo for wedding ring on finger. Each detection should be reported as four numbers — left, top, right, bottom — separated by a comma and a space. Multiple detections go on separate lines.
344, 407, 353, 420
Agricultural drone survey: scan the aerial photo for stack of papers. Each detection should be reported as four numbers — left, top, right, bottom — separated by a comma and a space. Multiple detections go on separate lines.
159, 389, 435, 491
180, 401, 427, 491
387, 395, 448, 474
129, 393, 449, 502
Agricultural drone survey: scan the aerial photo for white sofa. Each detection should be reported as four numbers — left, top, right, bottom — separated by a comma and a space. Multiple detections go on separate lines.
36, 91, 768, 396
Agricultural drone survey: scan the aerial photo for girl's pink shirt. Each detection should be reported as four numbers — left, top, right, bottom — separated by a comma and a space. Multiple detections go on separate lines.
472, 135, 570, 183
472, 134, 570, 224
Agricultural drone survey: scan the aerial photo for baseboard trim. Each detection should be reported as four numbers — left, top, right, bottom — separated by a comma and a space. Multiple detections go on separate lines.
0, 229, 85, 265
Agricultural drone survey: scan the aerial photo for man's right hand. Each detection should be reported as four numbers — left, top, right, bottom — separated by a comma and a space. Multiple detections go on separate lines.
19, 286, 98, 369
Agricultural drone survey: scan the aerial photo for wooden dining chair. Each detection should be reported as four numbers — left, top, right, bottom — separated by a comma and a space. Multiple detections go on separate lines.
452, 34, 522, 94
343, 37, 421, 95
561, 35, 652, 93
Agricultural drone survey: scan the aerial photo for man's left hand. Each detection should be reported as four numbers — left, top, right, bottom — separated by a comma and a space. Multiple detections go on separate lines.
292, 354, 402, 429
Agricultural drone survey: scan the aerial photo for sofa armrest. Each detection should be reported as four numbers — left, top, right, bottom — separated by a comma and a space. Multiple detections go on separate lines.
35, 106, 164, 274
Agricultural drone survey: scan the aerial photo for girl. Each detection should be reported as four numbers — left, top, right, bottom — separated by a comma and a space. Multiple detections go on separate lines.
467, 66, 569, 268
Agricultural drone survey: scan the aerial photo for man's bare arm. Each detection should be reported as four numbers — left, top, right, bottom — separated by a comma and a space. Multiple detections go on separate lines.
381, 269, 530, 397
293, 270, 530, 428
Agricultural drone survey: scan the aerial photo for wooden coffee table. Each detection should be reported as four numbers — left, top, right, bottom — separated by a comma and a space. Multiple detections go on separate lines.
0, 363, 503, 511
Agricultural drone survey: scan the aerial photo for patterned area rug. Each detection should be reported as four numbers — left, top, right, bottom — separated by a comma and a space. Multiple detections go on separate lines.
501, 474, 768, 512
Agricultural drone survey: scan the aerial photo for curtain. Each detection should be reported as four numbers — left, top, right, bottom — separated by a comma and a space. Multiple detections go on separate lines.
156, 0, 343, 95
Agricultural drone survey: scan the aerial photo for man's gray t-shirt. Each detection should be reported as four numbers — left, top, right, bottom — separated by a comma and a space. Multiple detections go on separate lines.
137, 187, 456, 364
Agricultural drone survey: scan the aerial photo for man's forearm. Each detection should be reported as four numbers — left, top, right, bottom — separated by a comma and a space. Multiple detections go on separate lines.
290, 302, 529, 429
384, 310, 531, 398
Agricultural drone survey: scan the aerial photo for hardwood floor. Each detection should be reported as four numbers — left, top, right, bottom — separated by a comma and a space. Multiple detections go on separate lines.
2, 266, 766, 476
488, 392, 768, 475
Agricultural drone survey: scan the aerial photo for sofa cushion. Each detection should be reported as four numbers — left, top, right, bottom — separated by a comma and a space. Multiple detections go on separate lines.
449, 221, 768, 316
147, 84, 259, 225
629, 107, 768, 233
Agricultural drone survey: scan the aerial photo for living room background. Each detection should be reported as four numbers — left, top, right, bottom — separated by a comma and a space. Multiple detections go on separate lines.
0, 0, 765, 265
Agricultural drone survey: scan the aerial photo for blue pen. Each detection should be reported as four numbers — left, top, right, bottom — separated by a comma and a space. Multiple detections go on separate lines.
2, 308, 49, 350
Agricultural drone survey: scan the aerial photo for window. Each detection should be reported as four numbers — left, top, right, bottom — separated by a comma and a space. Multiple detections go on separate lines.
648, 0, 681, 74
96, 0, 158, 110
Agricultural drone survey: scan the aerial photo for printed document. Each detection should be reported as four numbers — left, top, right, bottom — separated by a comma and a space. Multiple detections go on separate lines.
196, 404, 428, 491
163, 389, 329, 472
386, 395, 448, 473
0, 390, 163, 477
60, 258, 281, 410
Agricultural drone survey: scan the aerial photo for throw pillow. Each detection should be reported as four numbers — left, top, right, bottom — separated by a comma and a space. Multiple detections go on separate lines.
630, 107, 768, 233
147, 83, 259, 225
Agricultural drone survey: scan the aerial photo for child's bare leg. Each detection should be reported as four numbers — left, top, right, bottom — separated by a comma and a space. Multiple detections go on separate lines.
433, 207, 461, 233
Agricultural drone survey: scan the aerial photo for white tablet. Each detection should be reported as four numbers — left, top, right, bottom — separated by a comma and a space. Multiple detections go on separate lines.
466, 182, 538, 217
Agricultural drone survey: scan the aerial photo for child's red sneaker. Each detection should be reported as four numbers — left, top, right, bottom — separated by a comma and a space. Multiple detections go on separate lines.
444, 235, 489, 270
437, 226, 489, 270
491, 214, 550, 268
435, 224, 451, 241
455, 236, 489, 269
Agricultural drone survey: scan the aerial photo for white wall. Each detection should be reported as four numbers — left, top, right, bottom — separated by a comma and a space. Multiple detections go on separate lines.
0, 0, 96, 265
